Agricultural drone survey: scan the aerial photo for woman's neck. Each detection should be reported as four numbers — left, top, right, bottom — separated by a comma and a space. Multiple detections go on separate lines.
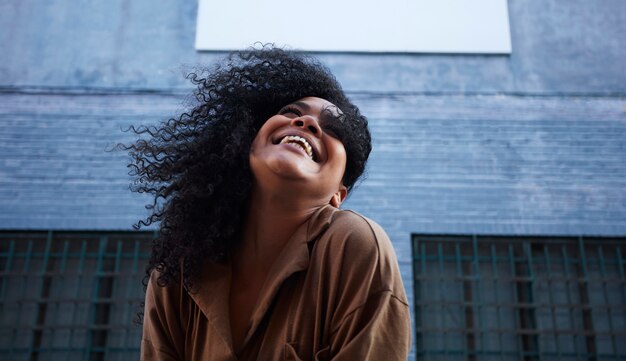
233, 185, 324, 274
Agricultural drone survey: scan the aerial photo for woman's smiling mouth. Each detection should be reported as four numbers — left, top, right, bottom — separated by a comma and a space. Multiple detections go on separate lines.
278, 135, 315, 161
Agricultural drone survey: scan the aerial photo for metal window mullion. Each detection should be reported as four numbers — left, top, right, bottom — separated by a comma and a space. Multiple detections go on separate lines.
52, 240, 70, 357
472, 234, 483, 359
617, 246, 626, 305
32, 230, 54, 358
616, 246, 626, 361
523, 241, 539, 360
456, 243, 472, 361
543, 244, 562, 361
509, 244, 524, 361
561, 245, 583, 361
597, 246, 618, 358
86, 235, 108, 359
124, 239, 142, 355
436, 242, 449, 358
105, 239, 124, 359
0, 239, 15, 321
418, 242, 427, 360
412, 238, 424, 360
71, 240, 88, 357
12, 239, 34, 358
577, 236, 597, 360
490, 244, 505, 360
2, 239, 17, 357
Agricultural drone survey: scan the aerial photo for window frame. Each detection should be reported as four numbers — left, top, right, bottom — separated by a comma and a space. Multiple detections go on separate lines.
411, 234, 626, 360
0, 230, 153, 360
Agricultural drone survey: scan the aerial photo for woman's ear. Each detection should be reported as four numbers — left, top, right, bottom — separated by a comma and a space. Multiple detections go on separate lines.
329, 185, 348, 208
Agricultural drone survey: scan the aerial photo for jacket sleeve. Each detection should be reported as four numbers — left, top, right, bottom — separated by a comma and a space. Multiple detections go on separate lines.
324, 212, 412, 360
141, 271, 185, 361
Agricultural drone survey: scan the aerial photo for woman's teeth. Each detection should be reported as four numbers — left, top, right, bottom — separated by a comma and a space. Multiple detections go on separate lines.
279, 135, 313, 159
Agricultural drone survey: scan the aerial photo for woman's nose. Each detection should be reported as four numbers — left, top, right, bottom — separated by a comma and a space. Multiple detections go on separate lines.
291, 116, 322, 137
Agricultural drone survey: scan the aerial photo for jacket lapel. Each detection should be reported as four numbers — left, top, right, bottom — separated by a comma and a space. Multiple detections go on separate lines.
245, 204, 336, 343
188, 261, 236, 358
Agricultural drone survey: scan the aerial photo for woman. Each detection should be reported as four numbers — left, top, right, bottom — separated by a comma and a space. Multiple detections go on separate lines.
127, 46, 410, 360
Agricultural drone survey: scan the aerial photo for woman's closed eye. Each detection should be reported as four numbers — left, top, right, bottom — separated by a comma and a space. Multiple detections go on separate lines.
278, 105, 302, 117
321, 124, 341, 140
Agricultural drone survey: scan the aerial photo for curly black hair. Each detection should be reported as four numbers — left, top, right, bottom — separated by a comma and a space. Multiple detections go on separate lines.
124, 45, 372, 295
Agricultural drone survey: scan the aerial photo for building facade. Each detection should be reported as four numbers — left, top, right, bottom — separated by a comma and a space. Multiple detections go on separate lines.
1, 1, 625, 360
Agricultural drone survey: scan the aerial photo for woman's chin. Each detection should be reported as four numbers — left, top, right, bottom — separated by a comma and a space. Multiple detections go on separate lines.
257, 153, 315, 180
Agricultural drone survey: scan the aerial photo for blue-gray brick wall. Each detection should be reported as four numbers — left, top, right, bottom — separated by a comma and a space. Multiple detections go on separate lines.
1, 1, 626, 359
3, 92, 624, 234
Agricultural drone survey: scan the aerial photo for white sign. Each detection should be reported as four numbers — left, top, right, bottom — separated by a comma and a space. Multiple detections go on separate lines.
195, 0, 511, 54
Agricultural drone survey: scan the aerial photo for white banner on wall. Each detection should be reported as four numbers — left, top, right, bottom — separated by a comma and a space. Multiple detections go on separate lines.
195, 0, 511, 54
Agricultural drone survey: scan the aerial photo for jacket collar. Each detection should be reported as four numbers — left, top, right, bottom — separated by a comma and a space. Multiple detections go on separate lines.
188, 204, 337, 355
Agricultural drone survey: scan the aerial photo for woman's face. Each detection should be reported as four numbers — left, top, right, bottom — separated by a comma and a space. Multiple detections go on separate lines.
249, 97, 347, 206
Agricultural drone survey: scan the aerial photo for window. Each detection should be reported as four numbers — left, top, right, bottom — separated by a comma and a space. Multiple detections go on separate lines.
0, 231, 152, 361
412, 234, 626, 360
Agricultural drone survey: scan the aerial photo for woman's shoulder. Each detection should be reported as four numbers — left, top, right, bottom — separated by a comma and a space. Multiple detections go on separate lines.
311, 207, 408, 302
323, 208, 393, 255
315, 208, 399, 276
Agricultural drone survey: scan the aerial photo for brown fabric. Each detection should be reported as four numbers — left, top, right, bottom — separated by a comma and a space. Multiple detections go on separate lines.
141, 205, 411, 361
